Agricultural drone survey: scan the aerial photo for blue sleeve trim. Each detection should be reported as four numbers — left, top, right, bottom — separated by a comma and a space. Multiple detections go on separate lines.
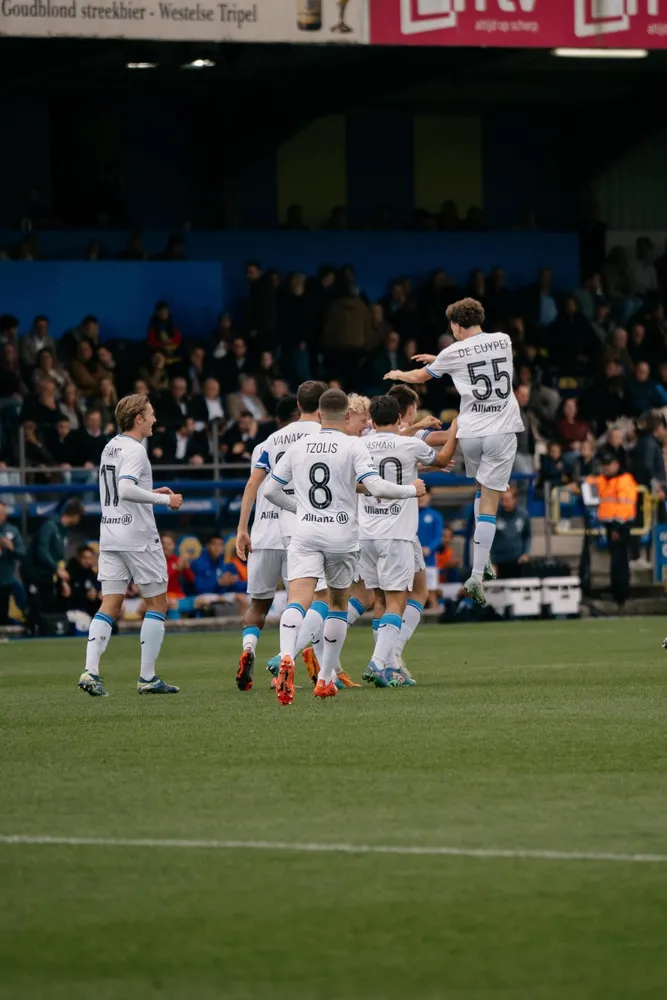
272, 473, 289, 485
118, 475, 139, 483
256, 450, 271, 471
357, 471, 376, 483
424, 365, 441, 379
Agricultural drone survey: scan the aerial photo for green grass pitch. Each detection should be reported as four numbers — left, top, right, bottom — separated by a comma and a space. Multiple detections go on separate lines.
2, 619, 667, 1000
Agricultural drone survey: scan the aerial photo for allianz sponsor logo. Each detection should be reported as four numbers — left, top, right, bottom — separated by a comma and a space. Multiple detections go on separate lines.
364, 503, 402, 516
101, 513, 133, 525
260, 510, 279, 520
400, 0, 537, 35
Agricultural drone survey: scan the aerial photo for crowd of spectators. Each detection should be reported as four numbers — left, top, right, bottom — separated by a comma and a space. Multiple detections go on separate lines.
2, 241, 667, 499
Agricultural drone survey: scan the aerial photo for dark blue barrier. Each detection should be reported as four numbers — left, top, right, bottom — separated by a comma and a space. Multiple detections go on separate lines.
0, 230, 579, 339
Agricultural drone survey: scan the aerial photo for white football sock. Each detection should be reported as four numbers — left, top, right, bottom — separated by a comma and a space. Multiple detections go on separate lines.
140, 611, 166, 681
85, 611, 113, 675
472, 515, 497, 578
242, 626, 260, 653
373, 612, 402, 668
280, 602, 305, 660
395, 600, 423, 656
474, 489, 481, 526
296, 601, 328, 655
318, 612, 348, 684
347, 597, 366, 628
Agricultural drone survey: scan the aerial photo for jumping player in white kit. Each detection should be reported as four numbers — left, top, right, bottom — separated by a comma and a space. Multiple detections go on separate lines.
359, 394, 457, 687
78, 393, 183, 697
385, 297, 524, 606
264, 388, 426, 706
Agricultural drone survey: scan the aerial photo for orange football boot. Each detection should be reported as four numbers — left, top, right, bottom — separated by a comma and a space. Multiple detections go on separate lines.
313, 679, 337, 699
335, 670, 361, 689
301, 646, 320, 686
276, 655, 296, 706
236, 649, 254, 691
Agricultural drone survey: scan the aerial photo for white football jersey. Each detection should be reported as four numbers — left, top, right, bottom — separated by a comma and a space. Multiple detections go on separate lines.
425, 332, 524, 438
271, 429, 380, 553
249, 443, 283, 551
255, 418, 321, 538
359, 431, 435, 541
98, 434, 159, 552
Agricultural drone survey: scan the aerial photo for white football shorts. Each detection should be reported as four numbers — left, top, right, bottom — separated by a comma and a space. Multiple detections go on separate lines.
282, 536, 326, 592
287, 544, 359, 590
247, 548, 287, 600
425, 566, 439, 591
359, 539, 415, 592
412, 537, 426, 574
98, 545, 168, 599
460, 433, 517, 492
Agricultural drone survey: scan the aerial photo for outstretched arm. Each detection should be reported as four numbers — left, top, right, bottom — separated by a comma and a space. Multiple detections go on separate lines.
360, 473, 425, 500
384, 367, 432, 384
118, 479, 181, 508
264, 476, 297, 514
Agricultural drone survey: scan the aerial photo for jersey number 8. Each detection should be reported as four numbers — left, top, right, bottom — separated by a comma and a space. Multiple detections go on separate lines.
309, 462, 332, 510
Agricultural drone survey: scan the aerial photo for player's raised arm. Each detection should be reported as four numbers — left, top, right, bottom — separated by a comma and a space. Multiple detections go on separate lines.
384, 365, 433, 384
431, 419, 458, 468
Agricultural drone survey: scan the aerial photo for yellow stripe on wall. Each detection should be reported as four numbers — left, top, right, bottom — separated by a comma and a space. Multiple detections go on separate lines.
277, 115, 346, 229
414, 116, 482, 215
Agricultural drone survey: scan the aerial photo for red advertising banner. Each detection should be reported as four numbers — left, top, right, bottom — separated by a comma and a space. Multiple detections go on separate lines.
369, 1, 667, 49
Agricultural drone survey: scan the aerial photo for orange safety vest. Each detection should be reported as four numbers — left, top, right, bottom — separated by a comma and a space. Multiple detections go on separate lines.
587, 473, 638, 523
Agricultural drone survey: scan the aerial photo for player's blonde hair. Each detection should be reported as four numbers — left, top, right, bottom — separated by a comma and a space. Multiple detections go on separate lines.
347, 393, 370, 415
115, 393, 150, 432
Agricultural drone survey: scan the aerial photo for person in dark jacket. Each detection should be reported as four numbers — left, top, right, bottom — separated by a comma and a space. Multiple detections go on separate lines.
243, 261, 277, 350
633, 410, 667, 498
65, 544, 101, 617
0, 500, 25, 624
22, 499, 84, 632
491, 489, 532, 578
628, 362, 664, 415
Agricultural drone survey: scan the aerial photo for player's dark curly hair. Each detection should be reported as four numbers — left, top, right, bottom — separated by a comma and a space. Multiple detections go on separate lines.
387, 384, 419, 417
296, 380, 327, 415
446, 297, 485, 329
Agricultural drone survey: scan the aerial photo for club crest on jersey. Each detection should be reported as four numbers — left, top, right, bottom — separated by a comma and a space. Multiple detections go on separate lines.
389, 504, 401, 515
336, 511, 349, 525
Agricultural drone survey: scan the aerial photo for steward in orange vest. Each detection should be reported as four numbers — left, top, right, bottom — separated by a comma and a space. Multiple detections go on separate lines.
588, 451, 638, 607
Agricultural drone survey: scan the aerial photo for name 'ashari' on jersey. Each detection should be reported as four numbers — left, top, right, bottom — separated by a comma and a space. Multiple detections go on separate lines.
271, 429, 379, 553
98, 434, 159, 552
255, 419, 321, 539
249, 442, 283, 550
425, 332, 524, 439
359, 431, 435, 541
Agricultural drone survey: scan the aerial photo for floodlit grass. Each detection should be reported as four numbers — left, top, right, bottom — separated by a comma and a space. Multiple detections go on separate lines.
2, 619, 667, 999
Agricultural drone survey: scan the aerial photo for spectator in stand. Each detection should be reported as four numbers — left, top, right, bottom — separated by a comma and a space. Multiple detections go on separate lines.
91, 377, 118, 433
363, 330, 401, 396
218, 337, 253, 395
513, 385, 537, 474
603, 327, 634, 376
189, 376, 225, 430
590, 299, 615, 349
644, 301, 667, 355
19, 315, 56, 372
20, 376, 64, 426
417, 489, 444, 609
381, 278, 419, 340
547, 296, 599, 375
279, 272, 312, 367
32, 347, 70, 394
95, 344, 117, 385
281, 203, 308, 231
59, 315, 100, 361
435, 525, 461, 584
628, 361, 664, 415
323, 205, 348, 231
187, 344, 207, 396
191, 535, 242, 598
210, 312, 234, 361
256, 351, 281, 401
630, 236, 658, 296
142, 350, 170, 395
65, 545, 100, 617
520, 267, 558, 334
264, 378, 290, 418
21, 498, 84, 632
21, 421, 55, 479
539, 441, 568, 490
568, 437, 597, 480
0, 499, 25, 625
69, 339, 101, 400
118, 233, 147, 260
307, 264, 336, 342
655, 362, 667, 406
227, 374, 269, 423
322, 278, 373, 387
71, 408, 107, 467
485, 266, 514, 327
161, 531, 195, 604
633, 410, 666, 499
59, 383, 85, 431
156, 376, 190, 429
45, 415, 78, 469
437, 199, 459, 231
491, 488, 531, 578
221, 411, 261, 465
152, 417, 211, 468
466, 269, 487, 310
604, 426, 630, 473
515, 364, 559, 438
0, 314, 19, 349
574, 272, 605, 321
0, 342, 28, 402
580, 361, 632, 435
627, 322, 652, 366
244, 261, 277, 349
147, 301, 183, 368
555, 398, 592, 454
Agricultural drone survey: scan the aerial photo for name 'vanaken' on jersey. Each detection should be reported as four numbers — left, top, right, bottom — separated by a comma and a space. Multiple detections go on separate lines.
255, 418, 321, 538
98, 434, 159, 552
359, 431, 435, 541
425, 332, 524, 438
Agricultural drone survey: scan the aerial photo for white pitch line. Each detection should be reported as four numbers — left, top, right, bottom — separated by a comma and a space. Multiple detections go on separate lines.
0, 834, 666, 865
